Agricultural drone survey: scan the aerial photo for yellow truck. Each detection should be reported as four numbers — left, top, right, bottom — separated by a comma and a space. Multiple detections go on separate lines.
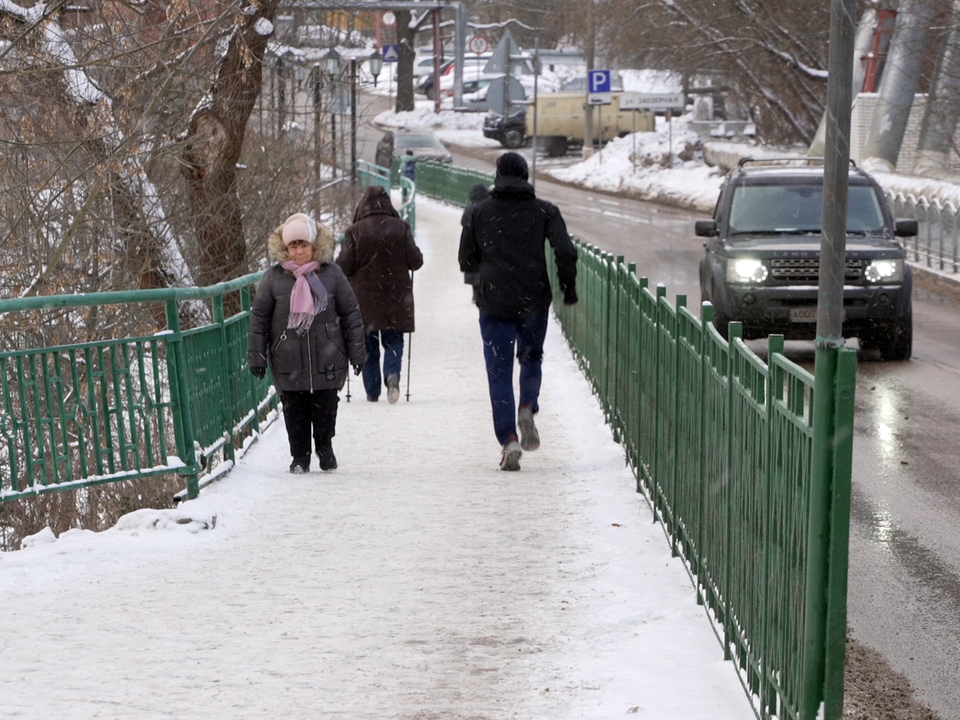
526, 91, 655, 156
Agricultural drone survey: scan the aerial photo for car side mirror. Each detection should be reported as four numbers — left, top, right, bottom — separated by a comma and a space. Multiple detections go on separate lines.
695, 219, 718, 237
895, 218, 918, 237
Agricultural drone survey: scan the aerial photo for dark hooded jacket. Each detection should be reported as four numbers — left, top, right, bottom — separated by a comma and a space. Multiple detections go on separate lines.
337, 185, 424, 333
247, 220, 366, 392
458, 175, 577, 319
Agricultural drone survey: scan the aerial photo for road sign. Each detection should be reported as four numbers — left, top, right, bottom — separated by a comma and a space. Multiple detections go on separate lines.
381, 44, 399, 63
619, 92, 685, 110
381, 11, 396, 26
468, 35, 488, 54
587, 69, 611, 105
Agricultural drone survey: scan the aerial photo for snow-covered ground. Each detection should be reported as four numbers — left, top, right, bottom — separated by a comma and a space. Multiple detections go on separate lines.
0, 196, 754, 719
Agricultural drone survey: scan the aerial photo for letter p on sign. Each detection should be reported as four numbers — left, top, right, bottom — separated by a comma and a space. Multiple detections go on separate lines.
588, 70, 611, 93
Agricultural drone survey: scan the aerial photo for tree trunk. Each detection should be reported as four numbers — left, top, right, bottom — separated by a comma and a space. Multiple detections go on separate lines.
180, 1, 282, 296
394, 10, 416, 112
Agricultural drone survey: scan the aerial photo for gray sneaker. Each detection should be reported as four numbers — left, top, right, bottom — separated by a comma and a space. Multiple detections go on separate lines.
517, 407, 540, 451
500, 440, 522, 471
386, 373, 400, 404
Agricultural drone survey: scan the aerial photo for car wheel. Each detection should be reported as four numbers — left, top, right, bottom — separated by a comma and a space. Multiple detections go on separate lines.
877, 312, 913, 361
501, 127, 525, 149
425, 87, 434, 100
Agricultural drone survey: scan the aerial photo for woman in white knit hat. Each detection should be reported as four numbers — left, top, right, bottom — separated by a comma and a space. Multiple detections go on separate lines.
247, 213, 367, 473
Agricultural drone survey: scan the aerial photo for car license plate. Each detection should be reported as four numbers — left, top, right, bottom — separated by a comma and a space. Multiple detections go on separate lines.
789, 307, 818, 323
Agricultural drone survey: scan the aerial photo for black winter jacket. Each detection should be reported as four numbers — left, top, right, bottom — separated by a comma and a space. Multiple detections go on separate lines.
458, 175, 577, 319
248, 223, 366, 392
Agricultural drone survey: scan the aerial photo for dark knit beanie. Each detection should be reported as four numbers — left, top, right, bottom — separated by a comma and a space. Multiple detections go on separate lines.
496, 151, 528, 180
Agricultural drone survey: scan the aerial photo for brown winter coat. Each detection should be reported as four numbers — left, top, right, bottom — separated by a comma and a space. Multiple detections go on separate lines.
337, 186, 423, 333
247, 220, 366, 392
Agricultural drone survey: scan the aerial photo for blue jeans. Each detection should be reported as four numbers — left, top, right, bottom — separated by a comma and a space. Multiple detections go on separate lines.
478, 309, 549, 445
363, 329, 405, 399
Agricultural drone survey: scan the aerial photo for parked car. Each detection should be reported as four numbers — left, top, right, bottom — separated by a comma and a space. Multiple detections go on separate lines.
696, 157, 917, 360
375, 129, 453, 169
416, 56, 491, 99
482, 108, 527, 148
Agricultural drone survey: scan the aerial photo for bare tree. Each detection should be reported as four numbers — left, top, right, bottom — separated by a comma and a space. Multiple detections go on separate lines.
596, 0, 847, 144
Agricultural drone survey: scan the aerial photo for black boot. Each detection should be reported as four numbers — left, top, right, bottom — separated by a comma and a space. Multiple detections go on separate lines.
289, 455, 311, 474
317, 443, 337, 471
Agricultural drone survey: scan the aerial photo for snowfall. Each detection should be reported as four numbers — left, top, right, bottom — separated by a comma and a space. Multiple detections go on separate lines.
3, 66, 952, 720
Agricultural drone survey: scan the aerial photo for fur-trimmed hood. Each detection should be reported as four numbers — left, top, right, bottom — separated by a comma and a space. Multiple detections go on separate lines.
267, 217, 336, 265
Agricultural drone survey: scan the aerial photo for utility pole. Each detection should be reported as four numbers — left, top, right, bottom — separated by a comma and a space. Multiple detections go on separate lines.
803, 1, 856, 719
583, 0, 595, 158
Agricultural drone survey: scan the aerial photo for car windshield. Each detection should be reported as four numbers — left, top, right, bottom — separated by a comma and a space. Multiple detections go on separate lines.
395, 134, 445, 151
728, 183, 886, 236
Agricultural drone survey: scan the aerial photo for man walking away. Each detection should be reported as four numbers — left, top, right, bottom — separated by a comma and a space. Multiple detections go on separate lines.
458, 152, 578, 471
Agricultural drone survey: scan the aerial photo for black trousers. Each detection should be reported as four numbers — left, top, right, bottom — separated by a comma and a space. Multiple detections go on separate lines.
281, 389, 339, 459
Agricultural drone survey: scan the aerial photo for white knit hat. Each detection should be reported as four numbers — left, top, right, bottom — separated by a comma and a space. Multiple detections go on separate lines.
281, 213, 316, 246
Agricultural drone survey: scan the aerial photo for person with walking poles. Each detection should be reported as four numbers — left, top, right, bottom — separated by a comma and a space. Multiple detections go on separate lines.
458, 152, 578, 471
338, 185, 424, 404
248, 213, 366, 474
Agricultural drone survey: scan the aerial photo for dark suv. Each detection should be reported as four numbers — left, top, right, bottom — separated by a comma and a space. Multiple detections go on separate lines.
696, 158, 918, 360
482, 108, 526, 148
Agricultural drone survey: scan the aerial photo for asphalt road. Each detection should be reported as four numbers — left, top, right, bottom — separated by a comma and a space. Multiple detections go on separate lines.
357, 94, 960, 717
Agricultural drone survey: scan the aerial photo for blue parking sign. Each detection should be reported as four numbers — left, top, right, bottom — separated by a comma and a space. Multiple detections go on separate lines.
588, 69, 611, 93
587, 69, 612, 105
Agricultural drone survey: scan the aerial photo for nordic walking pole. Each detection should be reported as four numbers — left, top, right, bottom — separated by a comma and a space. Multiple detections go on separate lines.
405, 270, 414, 401
346, 367, 352, 402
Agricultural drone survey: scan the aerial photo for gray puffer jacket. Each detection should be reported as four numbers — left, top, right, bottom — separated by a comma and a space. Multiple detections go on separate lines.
248, 221, 366, 392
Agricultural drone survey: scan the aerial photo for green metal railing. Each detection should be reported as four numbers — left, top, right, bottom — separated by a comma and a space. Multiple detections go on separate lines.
0, 274, 277, 502
416, 160, 854, 720
550, 246, 855, 720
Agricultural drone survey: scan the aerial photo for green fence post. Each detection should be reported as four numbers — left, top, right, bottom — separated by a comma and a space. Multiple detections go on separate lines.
164, 300, 201, 499
801, 343, 839, 719
611, 255, 625, 440
723, 321, 743, 661
670, 294, 686, 558
762, 333, 785, 716
696, 302, 713, 602
823, 346, 856, 720
212, 295, 236, 465
241, 286, 261, 435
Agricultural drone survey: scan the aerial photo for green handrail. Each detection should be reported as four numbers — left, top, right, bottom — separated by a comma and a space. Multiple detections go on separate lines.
547, 238, 855, 720
0, 272, 277, 503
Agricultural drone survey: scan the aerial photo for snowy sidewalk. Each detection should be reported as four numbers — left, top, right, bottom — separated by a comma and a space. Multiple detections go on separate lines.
0, 198, 752, 720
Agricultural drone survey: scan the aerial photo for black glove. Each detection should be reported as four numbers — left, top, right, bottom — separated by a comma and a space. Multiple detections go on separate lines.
352, 363, 363, 376
563, 289, 579, 305
250, 366, 266, 380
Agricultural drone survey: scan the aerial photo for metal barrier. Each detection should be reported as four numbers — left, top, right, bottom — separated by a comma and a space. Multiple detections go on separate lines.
886, 190, 960, 274
549, 246, 855, 720
0, 274, 277, 503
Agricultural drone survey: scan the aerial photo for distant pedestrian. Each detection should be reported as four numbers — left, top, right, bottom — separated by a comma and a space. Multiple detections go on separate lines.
458, 152, 578, 471
402, 150, 417, 182
401, 150, 417, 205
338, 186, 424, 404
248, 213, 366, 474
461, 183, 490, 304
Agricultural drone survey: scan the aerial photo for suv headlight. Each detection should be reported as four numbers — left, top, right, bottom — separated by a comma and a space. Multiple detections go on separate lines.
864, 258, 903, 283
726, 258, 769, 284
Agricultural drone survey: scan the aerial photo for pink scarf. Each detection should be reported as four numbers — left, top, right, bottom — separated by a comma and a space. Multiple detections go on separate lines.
281, 260, 325, 334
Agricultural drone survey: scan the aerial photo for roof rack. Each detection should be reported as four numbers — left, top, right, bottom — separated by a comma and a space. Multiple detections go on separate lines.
737, 156, 858, 169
